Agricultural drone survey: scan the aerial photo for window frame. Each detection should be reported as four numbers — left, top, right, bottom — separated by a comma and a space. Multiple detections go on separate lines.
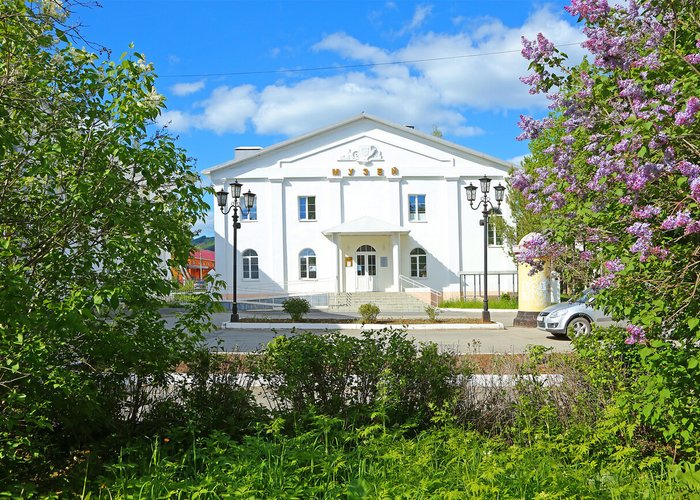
299, 248, 317, 280
410, 247, 428, 278
241, 249, 259, 280
488, 209, 504, 247
408, 194, 427, 222
241, 197, 257, 221
298, 195, 316, 221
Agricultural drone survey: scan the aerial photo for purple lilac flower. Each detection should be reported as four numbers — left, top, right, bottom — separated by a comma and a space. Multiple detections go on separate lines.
625, 324, 647, 345
580, 250, 593, 261
660, 211, 691, 230
676, 160, 700, 179
685, 54, 700, 65
632, 205, 660, 219
604, 258, 624, 273
516, 115, 548, 141
521, 34, 555, 62
591, 274, 615, 290
565, 0, 610, 23
684, 221, 700, 235
690, 178, 700, 202
520, 73, 543, 94
674, 97, 700, 126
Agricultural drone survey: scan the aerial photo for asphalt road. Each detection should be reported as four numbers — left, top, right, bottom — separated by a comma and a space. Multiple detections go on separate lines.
194, 309, 573, 355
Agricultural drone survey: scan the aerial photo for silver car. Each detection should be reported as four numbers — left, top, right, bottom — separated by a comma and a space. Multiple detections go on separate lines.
536, 289, 612, 337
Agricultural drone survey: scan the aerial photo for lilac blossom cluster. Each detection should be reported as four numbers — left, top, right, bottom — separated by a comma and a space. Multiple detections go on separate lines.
624, 324, 647, 344
513, 0, 700, 289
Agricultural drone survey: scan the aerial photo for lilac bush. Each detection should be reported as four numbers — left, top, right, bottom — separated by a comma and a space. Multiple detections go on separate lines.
515, 0, 700, 342
514, 0, 700, 451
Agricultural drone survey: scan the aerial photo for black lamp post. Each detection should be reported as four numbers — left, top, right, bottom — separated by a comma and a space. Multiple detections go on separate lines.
465, 175, 505, 323
216, 180, 256, 322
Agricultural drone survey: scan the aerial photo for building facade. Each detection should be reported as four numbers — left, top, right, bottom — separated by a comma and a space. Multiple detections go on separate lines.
204, 114, 516, 304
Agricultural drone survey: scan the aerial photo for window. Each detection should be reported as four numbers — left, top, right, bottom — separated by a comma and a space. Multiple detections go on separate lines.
242, 249, 259, 280
299, 248, 317, 279
408, 194, 426, 221
241, 198, 257, 221
410, 248, 427, 278
298, 196, 316, 221
488, 209, 503, 246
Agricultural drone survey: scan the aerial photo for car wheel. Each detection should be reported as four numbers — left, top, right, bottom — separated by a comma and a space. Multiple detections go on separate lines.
567, 317, 591, 338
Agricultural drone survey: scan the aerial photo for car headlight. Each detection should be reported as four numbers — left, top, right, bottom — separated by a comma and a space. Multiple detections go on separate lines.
548, 309, 566, 319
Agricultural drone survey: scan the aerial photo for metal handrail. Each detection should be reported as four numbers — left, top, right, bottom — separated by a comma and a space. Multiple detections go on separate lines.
398, 274, 443, 306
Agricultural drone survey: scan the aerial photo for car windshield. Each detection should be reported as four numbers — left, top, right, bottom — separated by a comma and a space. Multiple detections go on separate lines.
571, 288, 595, 304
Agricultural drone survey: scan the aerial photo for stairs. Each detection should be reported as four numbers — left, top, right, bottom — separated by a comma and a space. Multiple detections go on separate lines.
330, 292, 429, 313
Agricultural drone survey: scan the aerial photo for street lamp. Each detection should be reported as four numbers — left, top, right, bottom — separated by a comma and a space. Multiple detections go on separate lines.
216, 180, 256, 322
465, 175, 505, 323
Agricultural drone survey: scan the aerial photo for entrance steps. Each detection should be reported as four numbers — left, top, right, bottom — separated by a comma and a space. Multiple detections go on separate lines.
330, 291, 429, 313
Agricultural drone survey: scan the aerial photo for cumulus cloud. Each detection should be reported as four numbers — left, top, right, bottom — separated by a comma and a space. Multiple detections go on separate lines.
397, 4, 432, 36
170, 80, 206, 96
162, 5, 585, 139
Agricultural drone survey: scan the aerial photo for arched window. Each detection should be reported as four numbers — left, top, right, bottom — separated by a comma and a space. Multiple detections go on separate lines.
488, 208, 504, 246
410, 248, 427, 278
357, 244, 376, 252
299, 248, 316, 279
242, 249, 259, 280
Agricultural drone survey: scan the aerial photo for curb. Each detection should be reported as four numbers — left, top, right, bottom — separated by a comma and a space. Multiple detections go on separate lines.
221, 322, 505, 330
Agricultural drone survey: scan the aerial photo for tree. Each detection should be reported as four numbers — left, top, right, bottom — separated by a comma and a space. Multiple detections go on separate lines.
513, 0, 700, 451
0, 0, 216, 480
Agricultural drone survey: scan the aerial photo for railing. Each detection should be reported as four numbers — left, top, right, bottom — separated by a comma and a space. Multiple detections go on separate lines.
399, 275, 443, 306
219, 277, 336, 310
459, 271, 517, 300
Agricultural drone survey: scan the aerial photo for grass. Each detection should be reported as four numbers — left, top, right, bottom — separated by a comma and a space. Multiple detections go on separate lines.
440, 296, 518, 309
92, 425, 698, 498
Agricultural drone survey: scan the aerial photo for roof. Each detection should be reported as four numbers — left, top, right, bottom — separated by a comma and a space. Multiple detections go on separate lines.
323, 216, 410, 236
203, 113, 514, 175
191, 249, 215, 260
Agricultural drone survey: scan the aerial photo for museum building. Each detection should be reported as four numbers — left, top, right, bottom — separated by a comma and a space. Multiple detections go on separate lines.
203, 114, 517, 306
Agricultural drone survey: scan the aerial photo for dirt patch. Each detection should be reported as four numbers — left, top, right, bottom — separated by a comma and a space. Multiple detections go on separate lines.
241, 317, 486, 325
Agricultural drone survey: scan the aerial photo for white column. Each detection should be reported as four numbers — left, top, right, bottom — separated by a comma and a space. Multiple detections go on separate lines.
269, 179, 287, 290
445, 177, 462, 286
391, 233, 400, 291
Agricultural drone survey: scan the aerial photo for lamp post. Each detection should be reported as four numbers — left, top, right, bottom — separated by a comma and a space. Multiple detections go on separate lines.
465, 175, 505, 323
216, 180, 256, 322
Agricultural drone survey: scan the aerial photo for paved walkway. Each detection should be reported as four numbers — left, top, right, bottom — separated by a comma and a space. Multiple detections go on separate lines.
166, 307, 573, 355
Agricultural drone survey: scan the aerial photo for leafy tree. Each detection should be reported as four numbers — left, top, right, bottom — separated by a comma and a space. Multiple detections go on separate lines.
0, 0, 216, 481
514, 0, 700, 451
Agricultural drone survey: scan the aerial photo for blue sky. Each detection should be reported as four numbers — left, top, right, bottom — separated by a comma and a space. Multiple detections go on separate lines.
72, 1, 586, 235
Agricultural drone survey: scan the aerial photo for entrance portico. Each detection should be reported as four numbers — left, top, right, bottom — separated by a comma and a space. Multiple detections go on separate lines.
323, 216, 410, 293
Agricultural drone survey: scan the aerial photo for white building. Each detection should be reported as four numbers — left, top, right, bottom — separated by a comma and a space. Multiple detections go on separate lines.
203, 114, 516, 306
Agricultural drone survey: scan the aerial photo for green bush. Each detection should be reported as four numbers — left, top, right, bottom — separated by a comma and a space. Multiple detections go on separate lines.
425, 305, 440, 322
252, 329, 464, 427
282, 297, 311, 322
358, 303, 380, 323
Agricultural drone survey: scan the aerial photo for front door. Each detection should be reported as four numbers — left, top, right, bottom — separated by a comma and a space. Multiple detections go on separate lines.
355, 244, 377, 292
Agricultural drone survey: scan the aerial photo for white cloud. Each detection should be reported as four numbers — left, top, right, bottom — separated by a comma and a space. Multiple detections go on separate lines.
170, 80, 205, 96
192, 209, 214, 236
397, 5, 432, 36
508, 154, 528, 167
157, 109, 192, 132
163, 5, 585, 139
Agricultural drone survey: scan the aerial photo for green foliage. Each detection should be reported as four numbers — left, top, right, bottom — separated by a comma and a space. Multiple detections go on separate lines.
252, 329, 463, 428
0, 0, 217, 484
424, 305, 440, 322
282, 297, 311, 322
358, 302, 380, 323
87, 425, 700, 498
440, 295, 518, 309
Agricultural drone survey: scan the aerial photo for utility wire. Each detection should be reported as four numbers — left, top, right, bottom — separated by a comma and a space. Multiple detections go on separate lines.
159, 41, 585, 79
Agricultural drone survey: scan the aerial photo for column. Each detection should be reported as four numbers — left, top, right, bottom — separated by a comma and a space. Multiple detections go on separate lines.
391, 233, 400, 292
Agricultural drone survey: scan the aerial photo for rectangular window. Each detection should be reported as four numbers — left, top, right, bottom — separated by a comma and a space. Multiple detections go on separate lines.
488, 215, 503, 246
408, 194, 426, 221
241, 198, 257, 221
299, 196, 316, 221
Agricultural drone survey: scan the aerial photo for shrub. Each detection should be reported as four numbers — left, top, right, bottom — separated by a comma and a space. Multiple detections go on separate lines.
282, 297, 310, 322
252, 329, 465, 428
358, 303, 380, 323
424, 305, 440, 322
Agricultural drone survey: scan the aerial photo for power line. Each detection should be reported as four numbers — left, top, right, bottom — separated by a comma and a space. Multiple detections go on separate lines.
159, 41, 585, 79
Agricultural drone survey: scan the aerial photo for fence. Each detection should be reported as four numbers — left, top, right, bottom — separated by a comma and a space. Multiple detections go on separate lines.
459, 272, 517, 300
